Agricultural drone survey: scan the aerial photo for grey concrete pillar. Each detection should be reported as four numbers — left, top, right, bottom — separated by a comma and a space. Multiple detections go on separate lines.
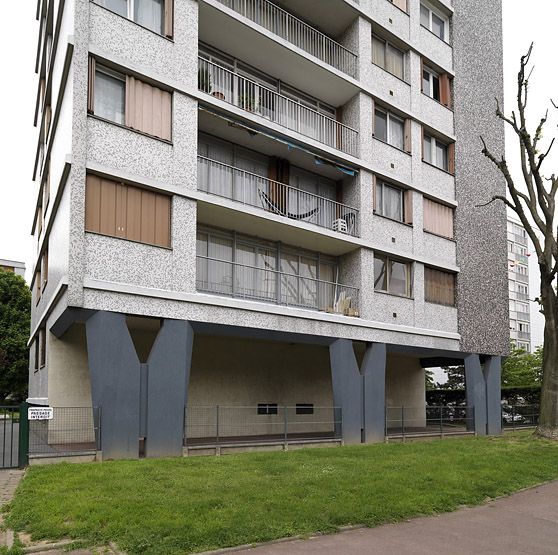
362, 343, 387, 443
329, 339, 363, 444
145, 319, 194, 458
85, 311, 141, 459
464, 354, 487, 435
484, 355, 502, 435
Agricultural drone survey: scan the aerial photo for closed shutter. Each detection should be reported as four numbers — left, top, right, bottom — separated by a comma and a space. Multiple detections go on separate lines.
164, 0, 174, 38
423, 197, 454, 238
42, 249, 49, 289
392, 0, 407, 12
447, 142, 455, 174
425, 267, 455, 306
404, 118, 412, 153
372, 174, 377, 212
404, 190, 413, 224
126, 76, 172, 141
440, 74, 452, 108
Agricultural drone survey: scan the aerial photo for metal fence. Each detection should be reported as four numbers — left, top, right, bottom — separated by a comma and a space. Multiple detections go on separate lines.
29, 407, 100, 458
502, 404, 539, 430
215, 0, 358, 77
198, 156, 360, 236
198, 58, 359, 156
196, 255, 360, 316
0, 407, 19, 468
386, 406, 475, 438
185, 405, 342, 446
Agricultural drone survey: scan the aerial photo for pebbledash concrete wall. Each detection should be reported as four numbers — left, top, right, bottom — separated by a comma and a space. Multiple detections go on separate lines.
453, 0, 509, 356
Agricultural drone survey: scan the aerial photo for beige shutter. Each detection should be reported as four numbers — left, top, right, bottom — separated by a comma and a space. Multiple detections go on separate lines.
392, 0, 407, 12
43, 165, 51, 209
154, 194, 171, 248
440, 74, 452, 108
420, 58, 424, 93
404, 190, 413, 224
115, 183, 127, 238
404, 118, 412, 153
99, 178, 117, 237
448, 142, 455, 174
87, 57, 96, 113
85, 174, 101, 233
140, 190, 156, 245
37, 205, 43, 238
42, 249, 49, 289
164, 0, 174, 38
425, 267, 455, 306
424, 197, 454, 238
126, 185, 143, 242
372, 174, 377, 213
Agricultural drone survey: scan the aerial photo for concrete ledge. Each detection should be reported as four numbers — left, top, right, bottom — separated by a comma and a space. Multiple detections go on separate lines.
29, 453, 97, 465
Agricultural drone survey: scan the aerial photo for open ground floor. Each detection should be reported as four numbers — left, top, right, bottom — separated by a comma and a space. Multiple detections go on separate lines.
28, 309, 502, 460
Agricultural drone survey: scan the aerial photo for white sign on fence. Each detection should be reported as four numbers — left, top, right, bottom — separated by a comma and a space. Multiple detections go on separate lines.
28, 407, 54, 421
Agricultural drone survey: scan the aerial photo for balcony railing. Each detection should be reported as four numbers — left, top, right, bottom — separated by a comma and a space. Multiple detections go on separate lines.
198, 156, 360, 236
516, 253, 529, 265
196, 255, 360, 316
516, 330, 530, 340
514, 233, 528, 246
198, 58, 359, 156
515, 272, 529, 283
516, 311, 530, 322
214, 0, 358, 78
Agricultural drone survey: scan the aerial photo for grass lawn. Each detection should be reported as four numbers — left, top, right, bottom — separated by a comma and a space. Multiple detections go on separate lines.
4, 432, 558, 554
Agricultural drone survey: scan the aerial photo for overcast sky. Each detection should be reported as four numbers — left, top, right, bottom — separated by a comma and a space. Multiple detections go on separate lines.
1, 1, 557, 283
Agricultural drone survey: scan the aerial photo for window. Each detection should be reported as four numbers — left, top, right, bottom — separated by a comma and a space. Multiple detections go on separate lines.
518, 322, 529, 333
85, 174, 172, 248
374, 255, 411, 297
508, 241, 514, 253
43, 163, 51, 213
423, 133, 454, 173
41, 248, 49, 291
423, 197, 454, 238
34, 338, 40, 371
88, 59, 172, 141
517, 264, 528, 276
425, 267, 455, 306
39, 328, 46, 368
422, 63, 452, 107
35, 267, 42, 303
372, 35, 405, 80
94, 0, 173, 37
257, 404, 278, 415
388, 0, 407, 12
374, 108, 405, 150
420, 2, 449, 42
296, 404, 314, 415
374, 180, 413, 224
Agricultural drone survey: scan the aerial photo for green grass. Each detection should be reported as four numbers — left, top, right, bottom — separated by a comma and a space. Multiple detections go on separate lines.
4, 433, 558, 554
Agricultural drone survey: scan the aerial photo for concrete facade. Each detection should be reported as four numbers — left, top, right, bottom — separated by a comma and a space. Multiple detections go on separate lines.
29, 0, 506, 458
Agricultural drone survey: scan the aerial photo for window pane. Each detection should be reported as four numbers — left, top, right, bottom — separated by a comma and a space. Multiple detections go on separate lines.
422, 69, 431, 96
389, 115, 404, 150
432, 13, 445, 39
420, 4, 430, 27
423, 135, 432, 163
386, 45, 404, 79
383, 184, 402, 221
436, 140, 448, 170
432, 74, 441, 101
389, 260, 408, 296
372, 36, 386, 68
95, 70, 125, 125
374, 257, 388, 291
134, 0, 164, 34
374, 110, 387, 142
97, 0, 127, 17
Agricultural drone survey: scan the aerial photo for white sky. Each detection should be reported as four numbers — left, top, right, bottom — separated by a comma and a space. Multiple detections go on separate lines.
0, 1, 557, 286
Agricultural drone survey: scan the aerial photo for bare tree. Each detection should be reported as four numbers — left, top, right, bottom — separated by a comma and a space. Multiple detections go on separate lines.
480, 44, 558, 439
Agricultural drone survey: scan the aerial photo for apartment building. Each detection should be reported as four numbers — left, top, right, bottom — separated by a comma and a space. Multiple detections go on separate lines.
507, 218, 531, 351
0, 259, 26, 278
28, 0, 508, 459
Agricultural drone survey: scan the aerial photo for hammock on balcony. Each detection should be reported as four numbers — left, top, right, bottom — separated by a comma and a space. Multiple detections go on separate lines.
258, 189, 319, 221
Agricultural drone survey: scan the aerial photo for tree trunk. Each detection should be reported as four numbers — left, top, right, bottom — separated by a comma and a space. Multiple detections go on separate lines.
535, 275, 558, 439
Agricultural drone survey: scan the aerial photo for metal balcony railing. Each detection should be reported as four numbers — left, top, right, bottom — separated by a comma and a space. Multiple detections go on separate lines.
198, 58, 359, 156
214, 0, 358, 78
516, 330, 530, 340
513, 291, 529, 301
516, 311, 530, 322
516, 253, 529, 265
196, 255, 360, 316
515, 272, 529, 283
198, 156, 360, 236
514, 233, 528, 246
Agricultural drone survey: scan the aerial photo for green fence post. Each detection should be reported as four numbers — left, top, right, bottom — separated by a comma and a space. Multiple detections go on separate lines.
18, 402, 29, 468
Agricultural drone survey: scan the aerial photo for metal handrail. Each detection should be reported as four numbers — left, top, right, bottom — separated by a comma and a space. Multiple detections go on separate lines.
197, 155, 360, 236
198, 57, 359, 156
196, 254, 360, 315
214, 0, 358, 78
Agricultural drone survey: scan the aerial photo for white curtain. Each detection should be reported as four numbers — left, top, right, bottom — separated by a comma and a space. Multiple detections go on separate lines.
135, 0, 163, 34
234, 153, 268, 205
386, 45, 404, 79
389, 116, 404, 150
94, 70, 125, 124
372, 36, 385, 68
383, 184, 402, 221
208, 235, 233, 294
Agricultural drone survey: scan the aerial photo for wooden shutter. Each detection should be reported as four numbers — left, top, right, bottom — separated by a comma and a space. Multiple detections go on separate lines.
404, 190, 413, 224
126, 76, 172, 141
87, 57, 95, 113
420, 58, 424, 93
372, 174, 377, 213
404, 118, 412, 153
43, 165, 51, 210
140, 190, 156, 245
371, 98, 375, 135
440, 74, 452, 108
424, 197, 454, 238
164, 0, 174, 38
36, 268, 42, 301
37, 205, 43, 238
447, 142, 455, 174
154, 194, 171, 247
425, 267, 455, 306
392, 0, 407, 12
42, 249, 49, 289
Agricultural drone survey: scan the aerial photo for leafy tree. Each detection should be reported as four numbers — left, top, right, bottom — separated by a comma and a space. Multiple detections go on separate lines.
0, 270, 31, 402
425, 369, 436, 390
437, 366, 465, 390
502, 345, 543, 387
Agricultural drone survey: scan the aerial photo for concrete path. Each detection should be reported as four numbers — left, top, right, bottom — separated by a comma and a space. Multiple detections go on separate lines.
234, 481, 558, 554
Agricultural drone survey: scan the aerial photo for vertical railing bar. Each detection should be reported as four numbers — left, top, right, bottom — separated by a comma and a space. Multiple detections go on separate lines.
401, 406, 405, 441
216, 405, 220, 445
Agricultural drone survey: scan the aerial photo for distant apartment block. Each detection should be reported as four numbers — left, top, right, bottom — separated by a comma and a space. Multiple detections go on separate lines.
0, 259, 26, 278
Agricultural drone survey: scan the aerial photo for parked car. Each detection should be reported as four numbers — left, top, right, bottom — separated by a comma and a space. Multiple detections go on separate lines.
501, 405, 525, 424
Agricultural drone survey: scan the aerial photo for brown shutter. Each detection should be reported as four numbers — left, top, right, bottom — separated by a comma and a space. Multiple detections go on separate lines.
36, 268, 42, 301
87, 57, 96, 113
115, 183, 127, 238
42, 249, 49, 289
154, 194, 171, 247
440, 74, 452, 108
404, 118, 412, 153
392, 0, 407, 12
126, 186, 142, 242
37, 205, 43, 238
140, 190, 156, 245
448, 142, 455, 174
424, 197, 454, 238
39, 328, 46, 367
85, 174, 102, 233
372, 174, 377, 212
43, 165, 51, 210
420, 58, 424, 93
404, 190, 413, 224
164, 0, 174, 38
425, 267, 455, 306
161, 91, 172, 141
99, 178, 117, 237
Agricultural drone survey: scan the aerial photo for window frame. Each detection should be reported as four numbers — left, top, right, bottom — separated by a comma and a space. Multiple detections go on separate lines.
371, 34, 406, 81
375, 180, 404, 223
420, 2, 449, 42
93, 64, 127, 126
257, 403, 278, 415
423, 133, 449, 172
424, 267, 456, 307
422, 65, 440, 101
374, 108, 405, 151
374, 254, 412, 298
296, 404, 314, 415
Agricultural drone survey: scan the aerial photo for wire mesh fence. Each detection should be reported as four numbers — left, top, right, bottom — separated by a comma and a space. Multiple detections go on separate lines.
386, 406, 474, 438
185, 405, 342, 446
29, 407, 100, 458
501, 404, 539, 430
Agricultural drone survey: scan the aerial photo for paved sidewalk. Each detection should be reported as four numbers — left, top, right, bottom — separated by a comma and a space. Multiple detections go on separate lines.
234, 481, 558, 554
0, 468, 24, 506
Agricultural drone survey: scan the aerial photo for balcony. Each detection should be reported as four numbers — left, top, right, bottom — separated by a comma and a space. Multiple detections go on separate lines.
196, 255, 360, 316
213, 0, 358, 78
198, 57, 359, 156
516, 253, 529, 264
514, 233, 528, 246
515, 272, 529, 283
198, 156, 359, 237
516, 311, 530, 322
